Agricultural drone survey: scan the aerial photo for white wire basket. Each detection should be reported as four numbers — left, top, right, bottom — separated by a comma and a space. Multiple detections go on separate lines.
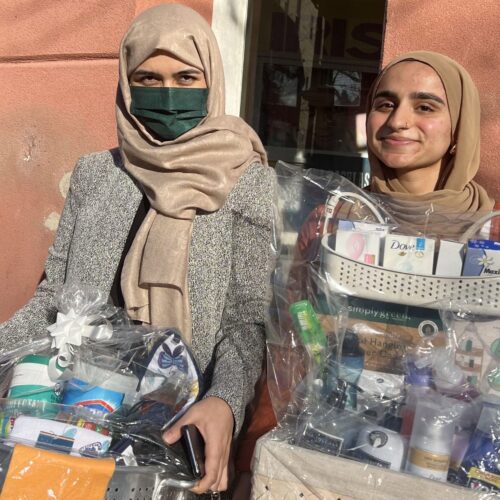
322, 234, 500, 315
320, 193, 500, 315
106, 465, 196, 500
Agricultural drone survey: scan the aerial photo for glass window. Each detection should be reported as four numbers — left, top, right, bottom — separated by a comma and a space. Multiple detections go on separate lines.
244, 0, 386, 187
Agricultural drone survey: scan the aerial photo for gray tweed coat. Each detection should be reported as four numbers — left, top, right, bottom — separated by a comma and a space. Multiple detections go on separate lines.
0, 148, 275, 434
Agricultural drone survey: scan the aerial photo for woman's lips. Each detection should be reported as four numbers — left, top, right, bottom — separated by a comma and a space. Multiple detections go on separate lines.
381, 136, 417, 146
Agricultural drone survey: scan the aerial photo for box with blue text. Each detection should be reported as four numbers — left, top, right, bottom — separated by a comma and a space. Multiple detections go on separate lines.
462, 239, 500, 276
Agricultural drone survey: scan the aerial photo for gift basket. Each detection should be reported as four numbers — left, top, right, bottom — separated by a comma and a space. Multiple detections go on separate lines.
260, 161, 500, 498
0, 283, 202, 499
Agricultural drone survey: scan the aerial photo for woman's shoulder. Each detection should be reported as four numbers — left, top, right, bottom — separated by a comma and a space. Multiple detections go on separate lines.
70, 148, 138, 193
73, 148, 123, 178
226, 162, 276, 226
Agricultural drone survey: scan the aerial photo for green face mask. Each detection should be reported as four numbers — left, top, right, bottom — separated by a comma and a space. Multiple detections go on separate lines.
130, 86, 208, 141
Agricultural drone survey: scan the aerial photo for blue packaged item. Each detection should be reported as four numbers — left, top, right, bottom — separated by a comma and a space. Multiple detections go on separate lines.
63, 378, 125, 414
459, 398, 500, 493
462, 239, 500, 276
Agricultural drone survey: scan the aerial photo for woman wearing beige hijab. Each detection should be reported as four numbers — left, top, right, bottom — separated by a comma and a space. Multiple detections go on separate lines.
0, 4, 274, 494
244, 51, 499, 473
366, 50, 495, 223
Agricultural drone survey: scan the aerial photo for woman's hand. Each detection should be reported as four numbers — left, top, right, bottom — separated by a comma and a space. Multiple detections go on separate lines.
163, 396, 234, 494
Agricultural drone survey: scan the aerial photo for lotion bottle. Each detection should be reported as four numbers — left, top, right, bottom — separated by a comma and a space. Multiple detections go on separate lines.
406, 399, 455, 482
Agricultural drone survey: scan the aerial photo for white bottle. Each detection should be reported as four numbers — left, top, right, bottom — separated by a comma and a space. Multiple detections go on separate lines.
354, 424, 407, 471
405, 400, 455, 482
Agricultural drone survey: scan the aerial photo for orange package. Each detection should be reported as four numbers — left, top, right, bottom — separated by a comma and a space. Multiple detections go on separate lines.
1, 444, 115, 500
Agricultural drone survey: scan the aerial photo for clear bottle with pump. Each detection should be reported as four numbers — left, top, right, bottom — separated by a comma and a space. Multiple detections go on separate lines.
406, 399, 455, 482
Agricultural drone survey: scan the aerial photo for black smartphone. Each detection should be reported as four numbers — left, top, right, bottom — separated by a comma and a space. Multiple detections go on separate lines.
181, 424, 206, 479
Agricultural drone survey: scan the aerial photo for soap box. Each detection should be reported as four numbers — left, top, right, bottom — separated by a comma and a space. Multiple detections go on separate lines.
383, 235, 435, 275
462, 239, 500, 276
335, 220, 389, 265
435, 240, 465, 277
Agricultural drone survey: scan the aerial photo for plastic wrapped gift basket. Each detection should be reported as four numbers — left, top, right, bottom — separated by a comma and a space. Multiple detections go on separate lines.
263, 161, 500, 498
0, 284, 202, 499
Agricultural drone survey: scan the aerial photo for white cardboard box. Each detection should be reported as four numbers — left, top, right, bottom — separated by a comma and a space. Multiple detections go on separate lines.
435, 240, 465, 277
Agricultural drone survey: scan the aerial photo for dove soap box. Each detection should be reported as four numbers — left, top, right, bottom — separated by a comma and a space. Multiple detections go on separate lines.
462, 239, 500, 276
383, 235, 435, 275
335, 220, 388, 265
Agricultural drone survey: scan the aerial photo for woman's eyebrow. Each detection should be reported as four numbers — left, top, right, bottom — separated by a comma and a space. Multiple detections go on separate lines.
410, 91, 446, 105
132, 69, 162, 78
176, 68, 203, 75
373, 90, 398, 100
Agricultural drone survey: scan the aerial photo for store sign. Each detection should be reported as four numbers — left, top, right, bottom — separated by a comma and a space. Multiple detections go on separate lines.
270, 12, 382, 61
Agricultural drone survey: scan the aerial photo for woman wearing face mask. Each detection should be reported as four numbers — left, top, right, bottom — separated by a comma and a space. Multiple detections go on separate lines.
0, 4, 274, 495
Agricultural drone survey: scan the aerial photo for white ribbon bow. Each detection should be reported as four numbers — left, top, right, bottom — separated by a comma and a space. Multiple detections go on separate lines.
47, 308, 113, 381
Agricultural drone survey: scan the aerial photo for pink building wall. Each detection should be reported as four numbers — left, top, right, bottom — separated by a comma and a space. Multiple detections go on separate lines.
2, 0, 498, 323
383, 0, 500, 199
0, 0, 212, 322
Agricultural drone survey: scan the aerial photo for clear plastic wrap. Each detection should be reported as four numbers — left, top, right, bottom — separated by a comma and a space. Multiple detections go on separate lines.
0, 283, 202, 498
262, 161, 500, 498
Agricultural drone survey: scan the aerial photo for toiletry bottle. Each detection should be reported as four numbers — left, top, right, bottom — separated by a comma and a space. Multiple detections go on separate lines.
400, 352, 433, 438
354, 417, 407, 471
406, 400, 455, 482
447, 401, 475, 485
298, 380, 362, 456
340, 331, 364, 410
289, 300, 327, 366
459, 396, 500, 492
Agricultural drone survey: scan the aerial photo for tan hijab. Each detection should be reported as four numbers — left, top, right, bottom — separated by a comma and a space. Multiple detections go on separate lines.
367, 51, 493, 234
117, 4, 267, 342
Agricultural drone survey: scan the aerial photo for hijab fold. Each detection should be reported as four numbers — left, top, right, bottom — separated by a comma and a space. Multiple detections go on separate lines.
367, 51, 493, 235
117, 4, 267, 342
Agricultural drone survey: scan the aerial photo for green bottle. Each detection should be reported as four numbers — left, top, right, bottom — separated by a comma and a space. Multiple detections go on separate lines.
289, 300, 327, 365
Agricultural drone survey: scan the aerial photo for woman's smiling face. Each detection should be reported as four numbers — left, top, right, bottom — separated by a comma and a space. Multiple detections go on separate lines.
367, 61, 452, 175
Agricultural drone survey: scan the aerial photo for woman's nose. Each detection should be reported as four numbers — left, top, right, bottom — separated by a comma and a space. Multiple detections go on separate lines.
386, 103, 412, 130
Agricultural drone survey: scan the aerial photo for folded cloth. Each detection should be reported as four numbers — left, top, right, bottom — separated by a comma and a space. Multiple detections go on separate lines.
0, 443, 115, 499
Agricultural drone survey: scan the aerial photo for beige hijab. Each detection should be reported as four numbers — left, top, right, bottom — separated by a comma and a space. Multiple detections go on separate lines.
117, 4, 267, 342
367, 51, 493, 234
